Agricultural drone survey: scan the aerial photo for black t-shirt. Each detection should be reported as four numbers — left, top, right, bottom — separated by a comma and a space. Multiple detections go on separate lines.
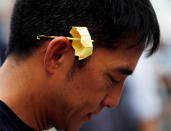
0, 100, 35, 131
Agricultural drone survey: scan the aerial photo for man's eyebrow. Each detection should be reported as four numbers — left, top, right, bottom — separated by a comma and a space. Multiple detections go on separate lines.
111, 66, 133, 75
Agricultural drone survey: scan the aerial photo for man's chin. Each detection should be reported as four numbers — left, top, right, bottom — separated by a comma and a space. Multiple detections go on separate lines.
65, 118, 89, 131
64, 125, 81, 131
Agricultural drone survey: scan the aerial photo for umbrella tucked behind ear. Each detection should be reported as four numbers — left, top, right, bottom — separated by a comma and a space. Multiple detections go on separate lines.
36, 27, 94, 60
70, 27, 94, 60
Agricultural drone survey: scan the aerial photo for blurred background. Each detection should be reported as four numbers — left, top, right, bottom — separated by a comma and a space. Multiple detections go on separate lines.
0, 0, 171, 131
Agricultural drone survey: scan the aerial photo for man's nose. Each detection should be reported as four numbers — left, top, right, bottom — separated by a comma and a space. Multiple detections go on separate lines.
102, 85, 124, 109
101, 94, 120, 109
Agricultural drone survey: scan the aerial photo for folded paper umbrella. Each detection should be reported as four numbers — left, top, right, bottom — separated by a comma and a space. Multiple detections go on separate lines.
70, 27, 94, 60
36, 27, 94, 60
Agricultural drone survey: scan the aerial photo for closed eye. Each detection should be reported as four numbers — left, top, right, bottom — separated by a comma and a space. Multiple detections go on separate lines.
104, 73, 120, 88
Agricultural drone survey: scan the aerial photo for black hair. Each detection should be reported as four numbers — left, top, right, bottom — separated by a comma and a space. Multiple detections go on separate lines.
7, 0, 160, 58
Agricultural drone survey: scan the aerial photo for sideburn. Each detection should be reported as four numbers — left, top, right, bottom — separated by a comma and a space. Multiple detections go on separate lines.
66, 56, 89, 81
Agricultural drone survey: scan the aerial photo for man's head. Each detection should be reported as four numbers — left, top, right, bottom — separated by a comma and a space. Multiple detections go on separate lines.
5, 0, 160, 130
7, 0, 159, 57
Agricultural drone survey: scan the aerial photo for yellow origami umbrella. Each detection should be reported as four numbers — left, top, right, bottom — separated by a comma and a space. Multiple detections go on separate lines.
70, 27, 94, 60
36, 27, 94, 60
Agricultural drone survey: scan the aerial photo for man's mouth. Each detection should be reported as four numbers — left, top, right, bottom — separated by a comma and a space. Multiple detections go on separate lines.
86, 113, 93, 120
86, 110, 101, 121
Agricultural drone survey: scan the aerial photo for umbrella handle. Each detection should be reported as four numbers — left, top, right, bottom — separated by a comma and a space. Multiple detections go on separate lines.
36, 35, 94, 42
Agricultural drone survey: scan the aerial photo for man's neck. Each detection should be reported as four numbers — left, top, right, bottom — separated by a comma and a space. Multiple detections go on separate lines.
0, 57, 50, 131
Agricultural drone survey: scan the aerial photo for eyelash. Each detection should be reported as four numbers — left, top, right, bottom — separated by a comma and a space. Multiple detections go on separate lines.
106, 74, 119, 88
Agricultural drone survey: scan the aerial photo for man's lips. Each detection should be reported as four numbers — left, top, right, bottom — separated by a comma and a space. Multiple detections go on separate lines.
87, 113, 93, 120
86, 110, 101, 120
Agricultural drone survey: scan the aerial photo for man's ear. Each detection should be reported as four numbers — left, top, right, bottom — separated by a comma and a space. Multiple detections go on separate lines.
44, 36, 72, 74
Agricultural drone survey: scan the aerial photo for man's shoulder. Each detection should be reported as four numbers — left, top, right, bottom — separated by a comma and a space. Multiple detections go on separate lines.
0, 100, 35, 131
0, 108, 14, 131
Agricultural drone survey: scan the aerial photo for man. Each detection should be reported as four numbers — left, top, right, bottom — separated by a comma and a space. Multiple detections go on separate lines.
0, 0, 160, 131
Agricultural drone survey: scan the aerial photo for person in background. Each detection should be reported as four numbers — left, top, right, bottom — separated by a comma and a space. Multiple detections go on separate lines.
0, 0, 14, 65
0, 30, 6, 65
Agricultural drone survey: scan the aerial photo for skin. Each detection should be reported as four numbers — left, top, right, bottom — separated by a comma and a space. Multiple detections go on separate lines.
0, 36, 144, 131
